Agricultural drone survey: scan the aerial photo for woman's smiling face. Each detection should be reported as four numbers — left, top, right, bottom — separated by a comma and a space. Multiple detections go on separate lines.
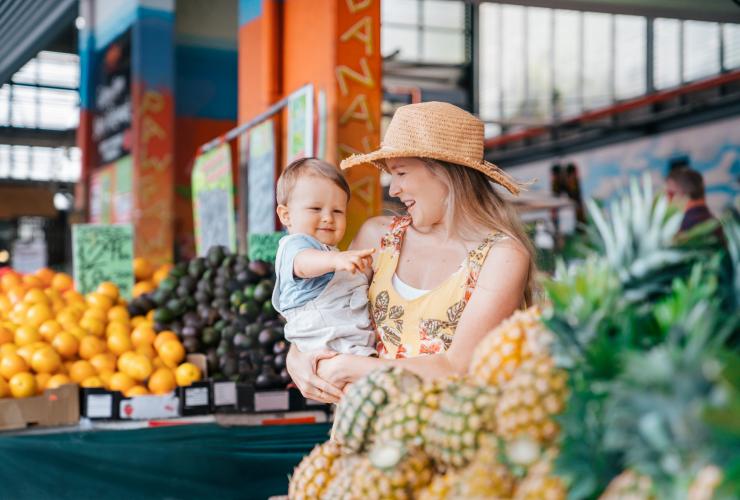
386, 157, 448, 228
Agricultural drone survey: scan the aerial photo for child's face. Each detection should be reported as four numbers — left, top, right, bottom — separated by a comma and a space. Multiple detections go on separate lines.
277, 175, 348, 246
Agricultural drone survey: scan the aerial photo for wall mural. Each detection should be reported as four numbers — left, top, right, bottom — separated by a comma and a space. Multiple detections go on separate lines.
508, 115, 740, 215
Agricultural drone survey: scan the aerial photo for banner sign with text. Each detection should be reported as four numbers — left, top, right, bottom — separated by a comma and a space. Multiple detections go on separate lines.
286, 85, 313, 163
72, 224, 134, 299
192, 143, 237, 256
248, 120, 276, 234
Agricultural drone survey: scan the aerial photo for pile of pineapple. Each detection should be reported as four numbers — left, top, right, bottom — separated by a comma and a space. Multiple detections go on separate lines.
289, 307, 571, 499
288, 176, 740, 500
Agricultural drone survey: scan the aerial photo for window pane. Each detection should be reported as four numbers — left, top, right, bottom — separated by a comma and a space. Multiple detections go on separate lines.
11, 146, 31, 179
382, 26, 419, 60
422, 30, 465, 63
654, 18, 680, 89
684, 21, 720, 81
615, 15, 646, 99
554, 10, 581, 117
501, 5, 526, 119
0, 145, 10, 177
724, 23, 740, 70
30, 147, 53, 181
11, 59, 37, 84
479, 4, 501, 121
38, 88, 78, 129
423, 0, 464, 30
36, 51, 80, 88
527, 8, 552, 119
0, 85, 8, 126
382, 0, 418, 26
583, 12, 611, 109
10, 85, 38, 128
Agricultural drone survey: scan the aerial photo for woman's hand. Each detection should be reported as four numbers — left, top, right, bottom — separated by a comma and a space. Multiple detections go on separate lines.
286, 344, 344, 404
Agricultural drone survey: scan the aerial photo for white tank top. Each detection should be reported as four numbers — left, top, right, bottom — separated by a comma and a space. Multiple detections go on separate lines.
391, 273, 430, 300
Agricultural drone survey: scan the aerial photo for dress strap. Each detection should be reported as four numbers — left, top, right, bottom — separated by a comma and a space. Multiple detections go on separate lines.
464, 232, 510, 290
380, 215, 412, 252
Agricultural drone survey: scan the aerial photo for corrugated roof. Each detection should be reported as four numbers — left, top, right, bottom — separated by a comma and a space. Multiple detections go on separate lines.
0, 0, 78, 86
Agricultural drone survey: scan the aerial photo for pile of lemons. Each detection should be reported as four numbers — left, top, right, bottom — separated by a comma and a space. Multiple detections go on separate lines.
0, 267, 202, 399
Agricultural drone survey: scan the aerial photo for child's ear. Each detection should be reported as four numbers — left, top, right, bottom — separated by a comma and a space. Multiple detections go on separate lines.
276, 204, 290, 228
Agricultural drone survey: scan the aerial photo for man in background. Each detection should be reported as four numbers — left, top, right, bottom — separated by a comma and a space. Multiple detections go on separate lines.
665, 167, 722, 236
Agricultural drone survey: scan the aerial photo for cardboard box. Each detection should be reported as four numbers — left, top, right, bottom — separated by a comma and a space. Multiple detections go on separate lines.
119, 392, 180, 420
0, 384, 80, 431
80, 388, 121, 420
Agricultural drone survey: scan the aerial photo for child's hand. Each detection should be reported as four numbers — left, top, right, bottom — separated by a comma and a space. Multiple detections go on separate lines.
332, 248, 375, 274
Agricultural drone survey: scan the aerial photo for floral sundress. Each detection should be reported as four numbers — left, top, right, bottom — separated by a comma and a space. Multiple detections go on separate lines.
368, 216, 506, 359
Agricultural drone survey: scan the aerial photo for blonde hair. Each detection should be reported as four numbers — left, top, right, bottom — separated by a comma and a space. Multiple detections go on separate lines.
276, 157, 351, 205
423, 159, 539, 306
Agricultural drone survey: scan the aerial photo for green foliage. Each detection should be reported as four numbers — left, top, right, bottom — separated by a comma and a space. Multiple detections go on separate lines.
543, 175, 739, 499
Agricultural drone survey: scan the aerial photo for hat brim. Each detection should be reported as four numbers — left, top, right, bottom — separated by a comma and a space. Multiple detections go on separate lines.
340, 146, 522, 195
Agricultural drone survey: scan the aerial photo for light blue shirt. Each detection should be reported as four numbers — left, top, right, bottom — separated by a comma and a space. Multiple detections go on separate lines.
271, 233, 335, 313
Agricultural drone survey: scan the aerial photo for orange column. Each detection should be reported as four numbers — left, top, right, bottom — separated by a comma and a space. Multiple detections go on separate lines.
283, 0, 381, 246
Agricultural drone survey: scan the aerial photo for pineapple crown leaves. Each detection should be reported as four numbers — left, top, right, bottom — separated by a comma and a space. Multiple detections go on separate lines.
719, 204, 740, 309
585, 174, 714, 304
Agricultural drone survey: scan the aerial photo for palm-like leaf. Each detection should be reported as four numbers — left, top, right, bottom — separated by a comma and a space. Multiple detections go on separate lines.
585, 174, 712, 305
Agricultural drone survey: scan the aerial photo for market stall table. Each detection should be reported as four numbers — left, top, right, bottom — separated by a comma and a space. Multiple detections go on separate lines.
0, 421, 331, 499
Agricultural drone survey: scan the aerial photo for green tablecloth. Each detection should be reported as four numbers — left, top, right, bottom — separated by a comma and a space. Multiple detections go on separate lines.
0, 423, 331, 500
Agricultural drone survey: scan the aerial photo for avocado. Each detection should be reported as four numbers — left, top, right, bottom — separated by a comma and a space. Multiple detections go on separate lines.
201, 327, 220, 347
238, 301, 259, 322
207, 245, 227, 267
158, 277, 178, 293
253, 282, 272, 304
261, 300, 277, 320
273, 340, 289, 355
248, 260, 271, 278
219, 353, 238, 377
188, 257, 206, 278
230, 290, 245, 308
279, 368, 291, 386
183, 336, 201, 354
273, 352, 286, 371
153, 308, 174, 324
165, 298, 185, 316
232, 333, 252, 351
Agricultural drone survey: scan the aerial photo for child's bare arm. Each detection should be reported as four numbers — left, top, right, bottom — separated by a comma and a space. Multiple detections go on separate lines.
293, 248, 375, 279
293, 249, 339, 279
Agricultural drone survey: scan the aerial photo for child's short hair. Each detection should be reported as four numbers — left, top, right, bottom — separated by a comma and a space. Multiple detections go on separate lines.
276, 157, 351, 205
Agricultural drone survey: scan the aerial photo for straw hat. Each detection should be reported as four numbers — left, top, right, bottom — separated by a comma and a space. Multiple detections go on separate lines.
340, 101, 522, 195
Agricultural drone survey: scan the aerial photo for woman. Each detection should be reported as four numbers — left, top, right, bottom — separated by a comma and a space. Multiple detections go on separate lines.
287, 101, 536, 403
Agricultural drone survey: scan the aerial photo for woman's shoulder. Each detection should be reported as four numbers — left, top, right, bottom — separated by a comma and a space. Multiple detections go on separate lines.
351, 216, 395, 249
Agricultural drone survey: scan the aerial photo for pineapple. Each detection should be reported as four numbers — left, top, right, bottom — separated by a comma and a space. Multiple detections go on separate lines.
324, 442, 433, 499
495, 354, 567, 444
470, 306, 552, 387
423, 380, 499, 469
513, 448, 567, 500
288, 440, 343, 500
418, 435, 515, 499
598, 470, 655, 500
373, 378, 447, 447
331, 367, 422, 453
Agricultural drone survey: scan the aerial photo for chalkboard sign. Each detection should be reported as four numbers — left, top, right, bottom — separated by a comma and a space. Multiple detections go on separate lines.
192, 143, 237, 256
248, 121, 276, 234
72, 224, 134, 299
248, 232, 283, 263
92, 28, 132, 165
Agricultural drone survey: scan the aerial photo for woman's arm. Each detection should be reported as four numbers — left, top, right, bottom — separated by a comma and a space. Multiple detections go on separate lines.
317, 239, 530, 384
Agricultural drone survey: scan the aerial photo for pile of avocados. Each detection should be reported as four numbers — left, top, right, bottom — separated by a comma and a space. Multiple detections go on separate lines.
127, 246, 290, 390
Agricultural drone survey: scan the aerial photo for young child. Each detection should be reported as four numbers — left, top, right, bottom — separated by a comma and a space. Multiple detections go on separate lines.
271, 158, 376, 357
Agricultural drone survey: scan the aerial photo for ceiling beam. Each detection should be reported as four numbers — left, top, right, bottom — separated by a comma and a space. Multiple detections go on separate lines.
477, 0, 740, 24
